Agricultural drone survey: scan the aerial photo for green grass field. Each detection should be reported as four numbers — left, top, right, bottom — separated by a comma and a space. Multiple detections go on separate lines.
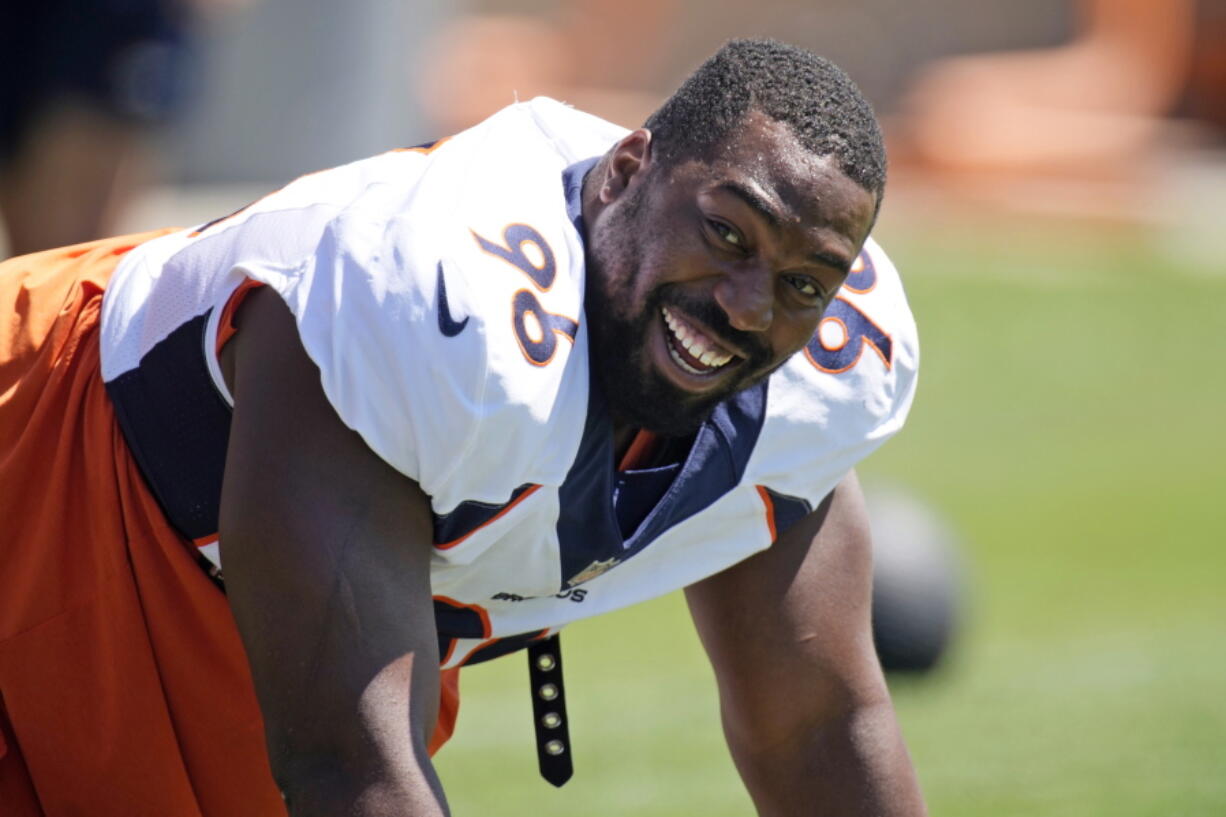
434, 212, 1226, 815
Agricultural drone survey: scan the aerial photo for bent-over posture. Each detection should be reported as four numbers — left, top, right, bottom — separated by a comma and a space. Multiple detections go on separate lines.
0, 39, 926, 816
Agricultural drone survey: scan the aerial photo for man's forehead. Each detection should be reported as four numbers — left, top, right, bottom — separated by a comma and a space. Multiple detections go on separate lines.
698, 114, 876, 243
711, 112, 816, 176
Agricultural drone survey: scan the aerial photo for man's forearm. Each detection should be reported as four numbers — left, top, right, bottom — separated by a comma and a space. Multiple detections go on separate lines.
269, 653, 451, 817
726, 699, 926, 817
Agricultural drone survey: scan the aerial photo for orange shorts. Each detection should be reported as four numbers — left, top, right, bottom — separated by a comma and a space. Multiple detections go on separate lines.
0, 235, 458, 816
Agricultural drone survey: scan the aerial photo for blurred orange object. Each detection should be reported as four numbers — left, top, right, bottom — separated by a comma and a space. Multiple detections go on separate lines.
898, 0, 1197, 181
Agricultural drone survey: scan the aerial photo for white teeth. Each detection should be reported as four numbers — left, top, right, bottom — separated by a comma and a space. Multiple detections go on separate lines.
668, 339, 708, 375
661, 307, 734, 372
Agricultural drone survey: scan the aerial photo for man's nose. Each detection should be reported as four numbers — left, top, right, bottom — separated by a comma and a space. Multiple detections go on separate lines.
714, 265, 773, 333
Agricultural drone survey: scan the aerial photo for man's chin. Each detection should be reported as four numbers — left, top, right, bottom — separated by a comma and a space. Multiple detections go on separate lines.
587, 295, 730, 436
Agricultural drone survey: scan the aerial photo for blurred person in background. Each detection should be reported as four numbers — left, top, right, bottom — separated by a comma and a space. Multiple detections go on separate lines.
1, 39, 928, 817
0, 0, 242, 258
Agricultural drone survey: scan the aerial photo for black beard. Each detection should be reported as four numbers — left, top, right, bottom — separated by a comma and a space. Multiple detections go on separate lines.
584, 206, 774, 437
587, 281, 712, 437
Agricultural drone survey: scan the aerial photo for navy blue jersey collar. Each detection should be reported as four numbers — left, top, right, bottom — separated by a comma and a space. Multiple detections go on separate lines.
562, 156, 599, 245
553, 375, 769, 589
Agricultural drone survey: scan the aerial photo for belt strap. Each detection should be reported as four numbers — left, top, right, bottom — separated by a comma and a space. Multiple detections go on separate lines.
527, 635, 573, 786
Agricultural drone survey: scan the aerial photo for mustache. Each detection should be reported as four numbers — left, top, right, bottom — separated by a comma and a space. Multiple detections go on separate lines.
654, 287, 773, 367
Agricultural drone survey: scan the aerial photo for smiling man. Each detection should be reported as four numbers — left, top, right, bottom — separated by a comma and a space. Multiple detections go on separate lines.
585, 103, 880, 440
0, 39, 924, 817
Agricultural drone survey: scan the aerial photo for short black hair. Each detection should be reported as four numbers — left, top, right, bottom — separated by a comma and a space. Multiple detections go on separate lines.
644, 39, 886, 202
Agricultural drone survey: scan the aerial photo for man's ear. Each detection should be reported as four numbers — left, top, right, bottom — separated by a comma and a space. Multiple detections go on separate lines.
599, 128, 653, 204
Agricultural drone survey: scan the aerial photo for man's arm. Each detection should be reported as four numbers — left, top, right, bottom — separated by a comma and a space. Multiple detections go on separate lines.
219, 288, 449, 816
685, 471, 926, 816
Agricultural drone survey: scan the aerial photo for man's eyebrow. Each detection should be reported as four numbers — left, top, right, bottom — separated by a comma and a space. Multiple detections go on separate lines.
717, 181, 783, 229
716, 181, 854, 272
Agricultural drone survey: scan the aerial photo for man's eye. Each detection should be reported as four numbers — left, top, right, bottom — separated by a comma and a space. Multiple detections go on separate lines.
786, 275, 824, 301
707, 219, 743, 248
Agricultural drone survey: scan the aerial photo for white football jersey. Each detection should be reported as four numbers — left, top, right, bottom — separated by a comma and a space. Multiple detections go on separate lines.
99, 98, 918, 668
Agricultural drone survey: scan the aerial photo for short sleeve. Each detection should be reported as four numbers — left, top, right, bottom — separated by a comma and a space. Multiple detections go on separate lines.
235, 200, 490, 501
748, 237, 920, 509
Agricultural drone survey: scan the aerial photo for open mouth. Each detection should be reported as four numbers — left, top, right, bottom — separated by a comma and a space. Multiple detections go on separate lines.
660, 306, 739, 377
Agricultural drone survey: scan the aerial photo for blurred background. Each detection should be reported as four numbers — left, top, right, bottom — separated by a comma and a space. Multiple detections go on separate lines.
3, 0, 1223, 813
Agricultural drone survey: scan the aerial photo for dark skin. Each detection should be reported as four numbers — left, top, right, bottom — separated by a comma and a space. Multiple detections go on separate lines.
220, 111, 926, 815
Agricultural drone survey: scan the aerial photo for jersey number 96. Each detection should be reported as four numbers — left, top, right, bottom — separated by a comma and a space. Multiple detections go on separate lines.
474, 225, 579, 367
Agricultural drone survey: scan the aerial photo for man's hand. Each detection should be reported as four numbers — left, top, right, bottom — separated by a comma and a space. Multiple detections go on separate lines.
686, 471, 927, 816
219, 288, 449, 816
